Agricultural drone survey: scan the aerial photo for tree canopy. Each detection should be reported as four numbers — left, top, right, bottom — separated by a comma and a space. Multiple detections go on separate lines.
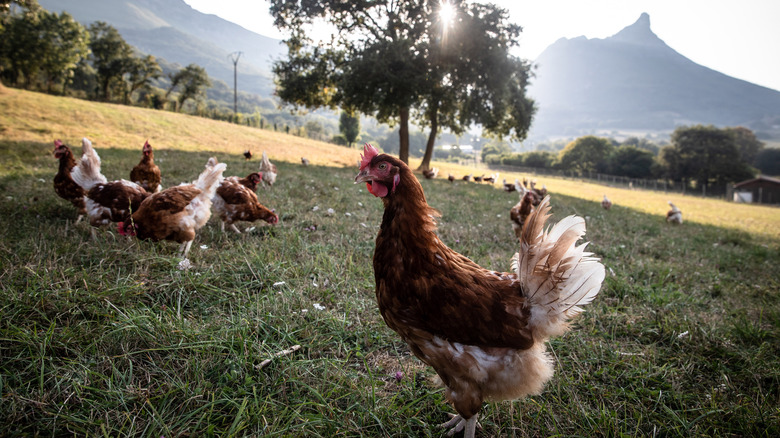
0, 7, 88, 92
88, 21, 133, 101
662, 125, 755, 187
558, 136, 614, 175
339, 110, 360, 148
269, 0, 534, 165
166, 64, 211, 112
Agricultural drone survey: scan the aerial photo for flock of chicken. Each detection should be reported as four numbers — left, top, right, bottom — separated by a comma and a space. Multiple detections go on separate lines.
51, 140, 683, 438
53, 138, 279, 257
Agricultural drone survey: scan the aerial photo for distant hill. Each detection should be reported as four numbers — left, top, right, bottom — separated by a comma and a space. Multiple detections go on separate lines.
527, 13, 780, 142
38, 0, 284, 97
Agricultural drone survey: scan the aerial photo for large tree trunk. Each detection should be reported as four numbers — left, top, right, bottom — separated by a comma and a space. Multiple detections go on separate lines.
398, 106, 410, 164
418, 102, 439, 171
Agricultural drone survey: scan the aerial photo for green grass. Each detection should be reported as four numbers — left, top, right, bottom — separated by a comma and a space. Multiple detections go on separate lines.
1, 88, 779, 436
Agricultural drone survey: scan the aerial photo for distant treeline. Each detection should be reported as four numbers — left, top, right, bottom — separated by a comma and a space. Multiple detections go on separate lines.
0, 1, 393, 145
479, 127, 779, 191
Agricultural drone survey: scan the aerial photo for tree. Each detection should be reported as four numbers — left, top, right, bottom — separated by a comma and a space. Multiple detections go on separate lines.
0, 0, 39, 27
270, 1, 534, 167
122, 54, 161, 104
621, 136, 660, 155
88, 21, 133, 101
416, 1, 535, 170
725, 126, 764, 165
523, 151, 556, 169
271, 1, 439, 164
558, 136, 614, 174
166, 64, 211, 112
339, 109, 360, 147
0, 9, 44, 87
39, 11, 90, 93
753, 148, 780, 176
664, 125, 755, 189
480, 141, 511, 162
304, 119, 326, 141
608, 146, 654, 178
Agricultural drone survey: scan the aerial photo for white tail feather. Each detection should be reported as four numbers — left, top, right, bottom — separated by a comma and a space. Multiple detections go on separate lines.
195, 161, 226, 199
70, 137, 107, 191
512, 196, 605, 341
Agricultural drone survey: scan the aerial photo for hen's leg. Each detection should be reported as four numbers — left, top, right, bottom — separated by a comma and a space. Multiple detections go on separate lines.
220, 221, 226, 233
439, 413, 479, 438
179, 240, 193, 258
229, 224, 241, 234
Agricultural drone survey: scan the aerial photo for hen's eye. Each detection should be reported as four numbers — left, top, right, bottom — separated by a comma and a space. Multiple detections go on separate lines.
379, 163, 387, 170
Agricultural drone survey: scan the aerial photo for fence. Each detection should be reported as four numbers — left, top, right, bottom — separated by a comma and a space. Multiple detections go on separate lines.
480, 163, 735, 201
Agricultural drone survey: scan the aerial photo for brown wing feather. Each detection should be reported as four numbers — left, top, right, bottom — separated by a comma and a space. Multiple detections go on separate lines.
216, 182, 255, 205
88, 181, 149, 222
141, 186, 200, 214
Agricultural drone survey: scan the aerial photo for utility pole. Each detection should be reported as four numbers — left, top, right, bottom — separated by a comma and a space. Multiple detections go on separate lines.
229, 51, 242, 117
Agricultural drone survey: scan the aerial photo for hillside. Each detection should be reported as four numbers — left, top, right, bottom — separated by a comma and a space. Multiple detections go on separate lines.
527, 13, 780, 141
38, 0, 284, 96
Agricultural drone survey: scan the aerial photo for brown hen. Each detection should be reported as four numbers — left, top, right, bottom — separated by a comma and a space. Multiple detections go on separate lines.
130, 140, 162, 193
355, 144, 604, 438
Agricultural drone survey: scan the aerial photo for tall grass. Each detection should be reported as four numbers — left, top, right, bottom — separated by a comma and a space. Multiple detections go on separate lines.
0, 88, 778, 436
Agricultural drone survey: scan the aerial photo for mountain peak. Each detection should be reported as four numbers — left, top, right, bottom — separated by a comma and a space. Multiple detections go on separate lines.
610, 12, 663, 46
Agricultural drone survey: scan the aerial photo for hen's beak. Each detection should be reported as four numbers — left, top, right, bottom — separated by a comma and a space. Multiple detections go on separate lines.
355, 170, 371, 184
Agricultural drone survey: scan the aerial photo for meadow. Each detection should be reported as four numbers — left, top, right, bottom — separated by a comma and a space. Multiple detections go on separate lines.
1, 86, 778, 436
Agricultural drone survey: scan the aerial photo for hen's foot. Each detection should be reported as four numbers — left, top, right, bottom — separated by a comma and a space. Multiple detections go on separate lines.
439, 413, 479, 438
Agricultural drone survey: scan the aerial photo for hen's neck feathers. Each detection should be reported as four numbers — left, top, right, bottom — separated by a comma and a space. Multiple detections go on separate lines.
379, 165, 440, 250
58, 151, 77, 173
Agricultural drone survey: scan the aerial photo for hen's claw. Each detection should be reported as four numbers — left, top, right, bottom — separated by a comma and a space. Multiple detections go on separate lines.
439, 413, 479, 438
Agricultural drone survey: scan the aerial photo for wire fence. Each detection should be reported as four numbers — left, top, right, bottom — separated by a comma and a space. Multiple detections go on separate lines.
481, 163, 736, 200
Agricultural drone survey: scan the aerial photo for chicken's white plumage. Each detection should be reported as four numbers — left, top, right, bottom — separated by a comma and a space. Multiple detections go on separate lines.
513, 196, 605, 341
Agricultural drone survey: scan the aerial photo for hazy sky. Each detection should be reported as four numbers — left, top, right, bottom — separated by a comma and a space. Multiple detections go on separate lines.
183, 0, 780, 92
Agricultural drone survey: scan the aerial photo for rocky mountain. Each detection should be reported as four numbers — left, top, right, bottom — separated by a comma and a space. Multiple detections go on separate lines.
527, 13, 780, 142
38, 0, 284, 96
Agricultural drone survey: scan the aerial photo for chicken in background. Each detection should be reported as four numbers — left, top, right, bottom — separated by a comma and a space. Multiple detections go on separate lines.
503, 178, 522, 192
473, 174, 484, 183
422, 167, 439, 179
259, 151, 277, 186
129, 140, 162, 193
71, 138, 149, 237
529, 180, 548, 202
509, 190, 537, 240
462, 173, 472, 182
666, 201, 683, 224
206, 157, 262, 191
207, 158, 278, 233
601, 194, 613, 210
52, 139, 87, 222
355, 144, 604, 438
118, 159, 227, 258
482, 173, 497, 184
301, 157, 310, 166
447, 173, 455, 183
243, 150, 253, 160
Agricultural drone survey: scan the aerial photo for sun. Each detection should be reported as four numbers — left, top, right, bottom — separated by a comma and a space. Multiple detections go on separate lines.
438, 1, 456, 25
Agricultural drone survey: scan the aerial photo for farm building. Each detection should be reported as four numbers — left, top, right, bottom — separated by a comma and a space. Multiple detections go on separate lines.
732, 175, 780, 204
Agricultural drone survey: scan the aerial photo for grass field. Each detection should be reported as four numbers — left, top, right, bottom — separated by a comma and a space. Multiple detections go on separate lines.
1, 87, 779, 436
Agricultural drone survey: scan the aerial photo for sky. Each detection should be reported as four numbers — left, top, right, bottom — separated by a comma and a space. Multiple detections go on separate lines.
182, 0, 780, 92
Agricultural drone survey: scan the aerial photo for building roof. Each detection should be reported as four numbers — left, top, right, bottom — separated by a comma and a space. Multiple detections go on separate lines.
733, 175, 780, 188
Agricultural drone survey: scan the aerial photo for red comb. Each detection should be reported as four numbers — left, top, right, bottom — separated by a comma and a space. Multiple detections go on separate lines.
54, 139, 63, 147
360, 143, 379, 171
